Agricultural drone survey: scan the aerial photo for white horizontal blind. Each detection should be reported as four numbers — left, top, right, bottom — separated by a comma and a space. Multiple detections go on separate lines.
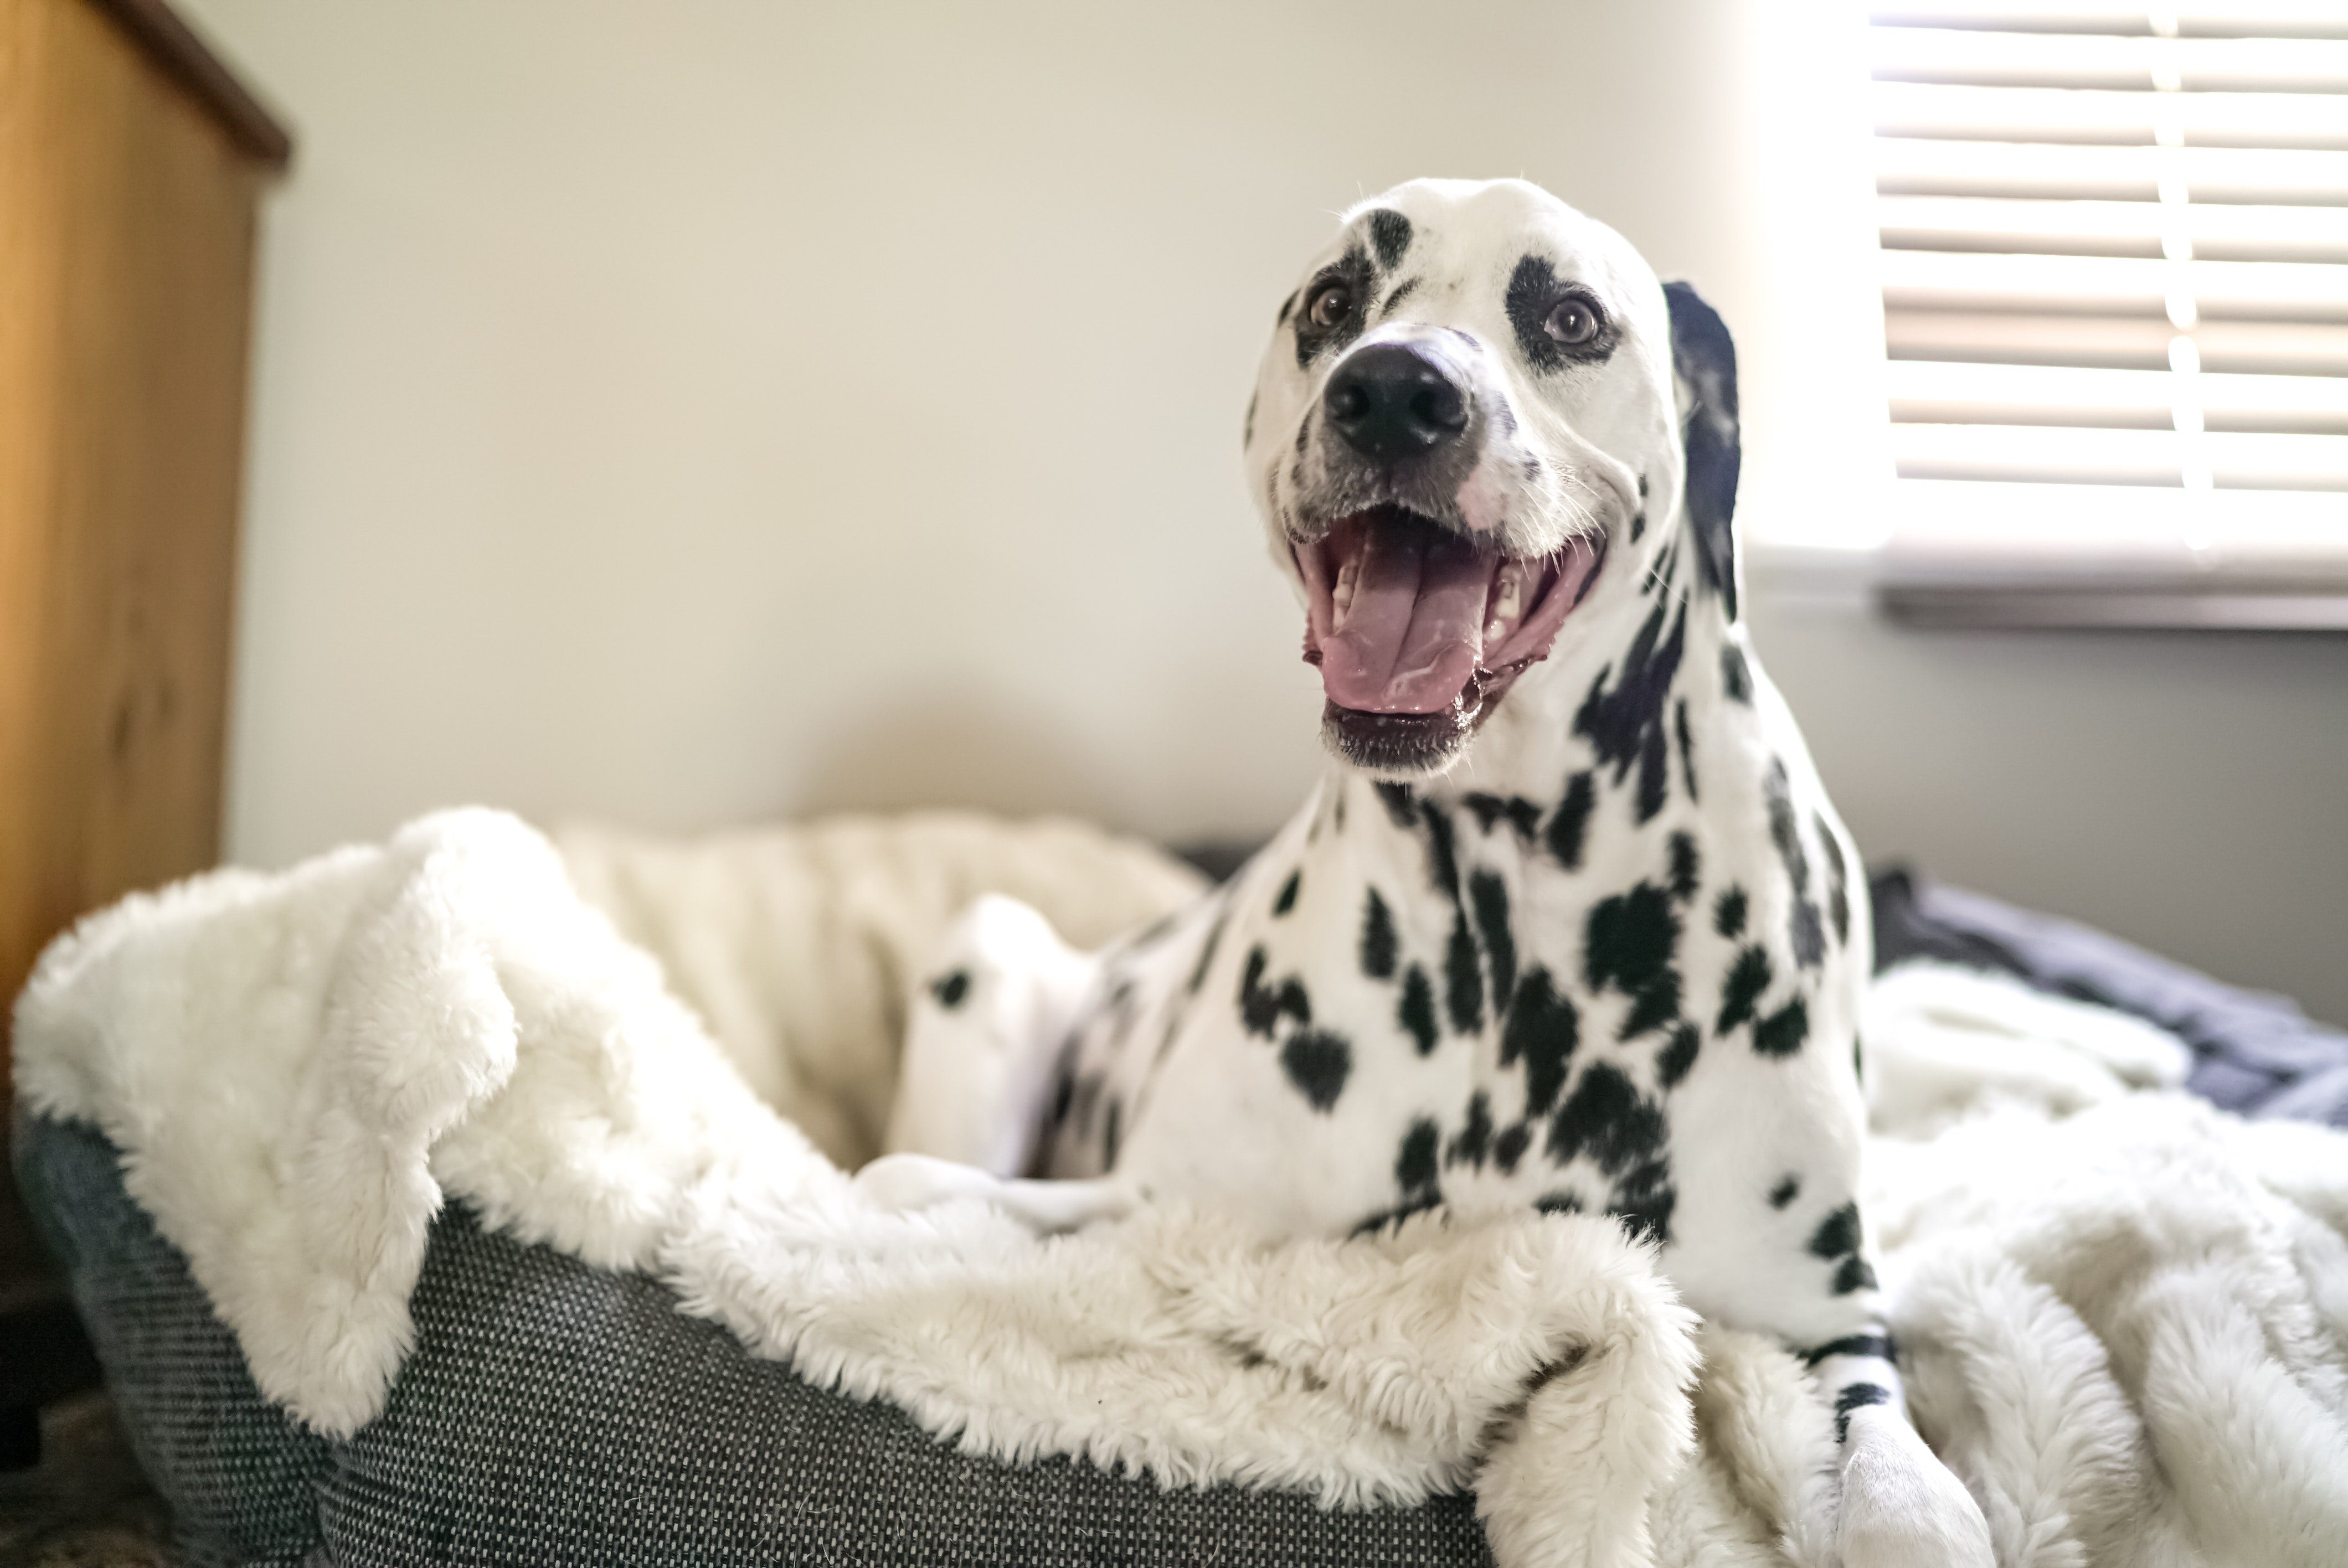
1868, 3, 2348, 536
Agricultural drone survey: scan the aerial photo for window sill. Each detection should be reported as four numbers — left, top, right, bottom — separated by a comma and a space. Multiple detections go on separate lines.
1750, 481, 2348, 633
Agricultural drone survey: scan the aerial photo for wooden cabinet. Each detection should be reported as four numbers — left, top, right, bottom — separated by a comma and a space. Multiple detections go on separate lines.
0, 0, 285, 1421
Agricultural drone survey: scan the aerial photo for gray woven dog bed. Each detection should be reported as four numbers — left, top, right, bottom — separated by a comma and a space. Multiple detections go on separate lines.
16, 1113, 1491, 1568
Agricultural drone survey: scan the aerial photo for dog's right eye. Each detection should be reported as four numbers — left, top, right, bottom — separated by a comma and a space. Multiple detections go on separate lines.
1305, 281, 1353, 330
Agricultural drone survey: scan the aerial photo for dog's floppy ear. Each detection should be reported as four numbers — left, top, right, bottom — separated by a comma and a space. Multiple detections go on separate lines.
1664, 280, 1740, 621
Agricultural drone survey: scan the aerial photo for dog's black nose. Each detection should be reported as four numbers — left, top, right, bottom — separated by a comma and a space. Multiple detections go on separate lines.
1324, 344, 1469, 460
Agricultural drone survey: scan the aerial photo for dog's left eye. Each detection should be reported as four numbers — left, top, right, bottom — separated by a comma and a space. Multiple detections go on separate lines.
1306, 281, 1354, 330
1544, 296, 1602, 347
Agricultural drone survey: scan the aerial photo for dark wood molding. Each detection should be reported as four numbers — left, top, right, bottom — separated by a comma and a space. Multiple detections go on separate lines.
84, 0, 292, 169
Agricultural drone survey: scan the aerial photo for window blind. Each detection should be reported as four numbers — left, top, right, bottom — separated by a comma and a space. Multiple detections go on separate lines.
1868, 4, 2348, 517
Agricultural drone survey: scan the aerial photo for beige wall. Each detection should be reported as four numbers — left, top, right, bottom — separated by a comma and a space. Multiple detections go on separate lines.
187, 1, 2346, 1025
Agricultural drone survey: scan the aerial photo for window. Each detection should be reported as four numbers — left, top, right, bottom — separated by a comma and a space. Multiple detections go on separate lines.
1866, 3, 2348, 627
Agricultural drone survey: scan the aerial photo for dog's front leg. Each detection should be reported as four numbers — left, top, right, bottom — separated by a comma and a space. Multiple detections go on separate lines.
1803, 1318, 1994, 1568
858, 894, 1140, 1234
878, 894, 1099, 1179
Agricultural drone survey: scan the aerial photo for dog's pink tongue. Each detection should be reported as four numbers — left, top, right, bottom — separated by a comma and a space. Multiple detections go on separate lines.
1321, 527, 1492, 714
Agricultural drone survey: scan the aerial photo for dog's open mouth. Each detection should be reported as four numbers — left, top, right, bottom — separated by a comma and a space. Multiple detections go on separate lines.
1296, 505, 1605, 742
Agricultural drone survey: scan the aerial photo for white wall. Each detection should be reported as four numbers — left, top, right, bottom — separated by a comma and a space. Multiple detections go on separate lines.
186, 1, 2347, 1025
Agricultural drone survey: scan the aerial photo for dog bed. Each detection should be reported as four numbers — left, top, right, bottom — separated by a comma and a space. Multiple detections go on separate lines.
13, 809, 2348, 1567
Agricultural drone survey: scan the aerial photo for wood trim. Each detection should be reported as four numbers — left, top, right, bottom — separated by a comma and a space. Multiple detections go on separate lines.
83, 0, 291, 169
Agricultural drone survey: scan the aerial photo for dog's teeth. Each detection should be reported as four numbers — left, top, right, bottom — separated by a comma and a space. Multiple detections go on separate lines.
1484, 617, 1505, 641
1333, 559, 1360, 623
1490, 563, 1525, 629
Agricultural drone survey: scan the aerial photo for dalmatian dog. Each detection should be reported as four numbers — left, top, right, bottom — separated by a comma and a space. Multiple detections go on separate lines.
863, 178, 1994, 1567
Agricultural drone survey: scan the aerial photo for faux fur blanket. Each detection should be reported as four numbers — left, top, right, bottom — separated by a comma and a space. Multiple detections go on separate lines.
14, 809, 2348, 1567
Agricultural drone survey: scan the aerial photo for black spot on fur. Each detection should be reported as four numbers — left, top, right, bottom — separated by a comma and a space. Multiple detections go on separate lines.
1494, 1122, 1531, 1174
1548, 1062, 1666, 1176
1047, 1067, 1074, 1129
1535, 1191, 1582, 1215
1504, 254, 1619, 371
1375, 781, 1417, 829
1281, 1030, 1352, 1111
1523, 456, 1542, 479
1397, 1116, 1441, 1196
1584, 886, 1679, 993
1609, 1158, 1676, 1246
1423, 804, 1461, 904
1809, 1202, 1861, 1261
1367, 209, 1413, 270
930, 969, 971, 1009
1464, 793, 1507, 833
1448, 1092, 1494, 1169
1469, 871, 1515, 1012
1753, 997, 1809, 1058
1630, 510, 1646, 543
1834, 1382, 1891, 1443
1713, 886, 1748, 940
1619, 967, 1681, 1043
1765, 759, 1825, 969
1445, 914, 1484, 1035
1573, 599, 1688, 826
1584, 883, 1681, 1040
1101, 1098, 1122, 1167
1238, 947, 1312, 1038
1273, 869, 1302, 917
1360, 888, 1397, 981
1816, 812, 1850, 946
1768, 1174, 1801, 1210
1378, 276, 1421, 319
1674, 700, 1698, 805
1546, 772, 1596, 870
1656, 1024, 1699, 1089
1501, 969, 1579, 1118
1806, 1333, 1897, 1368
1720, 642, 1752, 703
1667, 832, 1700, 903
1716, 946, 1772, 1035
1350, 1197, 1444, 1237
1243, 392, 1256, 447
1398, 966, 1438, 1056
1834, 1255, 1879, 1296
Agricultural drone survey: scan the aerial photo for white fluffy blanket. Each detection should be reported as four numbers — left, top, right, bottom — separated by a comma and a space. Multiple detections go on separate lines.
14, 809, 2348, 1568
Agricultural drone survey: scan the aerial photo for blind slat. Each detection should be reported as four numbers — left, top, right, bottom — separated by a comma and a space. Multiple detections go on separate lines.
1876, 137, 2348, 203
1880, 247, 2348, 319
1871, 81, 2348, 148
1872, 28, 2348, 91
1878, 194, 2348, 261
1887, 359, 2348, 424
1891, 424, 2348, 489
1871, 7, 2348, 43
1883, 311, 2348, 375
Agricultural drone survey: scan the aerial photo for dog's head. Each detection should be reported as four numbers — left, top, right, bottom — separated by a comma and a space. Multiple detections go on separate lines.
1244, 178, 1740, 777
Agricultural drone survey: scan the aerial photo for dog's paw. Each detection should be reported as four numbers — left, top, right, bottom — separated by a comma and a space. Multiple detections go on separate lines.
1836, 1407, 1994, 1568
